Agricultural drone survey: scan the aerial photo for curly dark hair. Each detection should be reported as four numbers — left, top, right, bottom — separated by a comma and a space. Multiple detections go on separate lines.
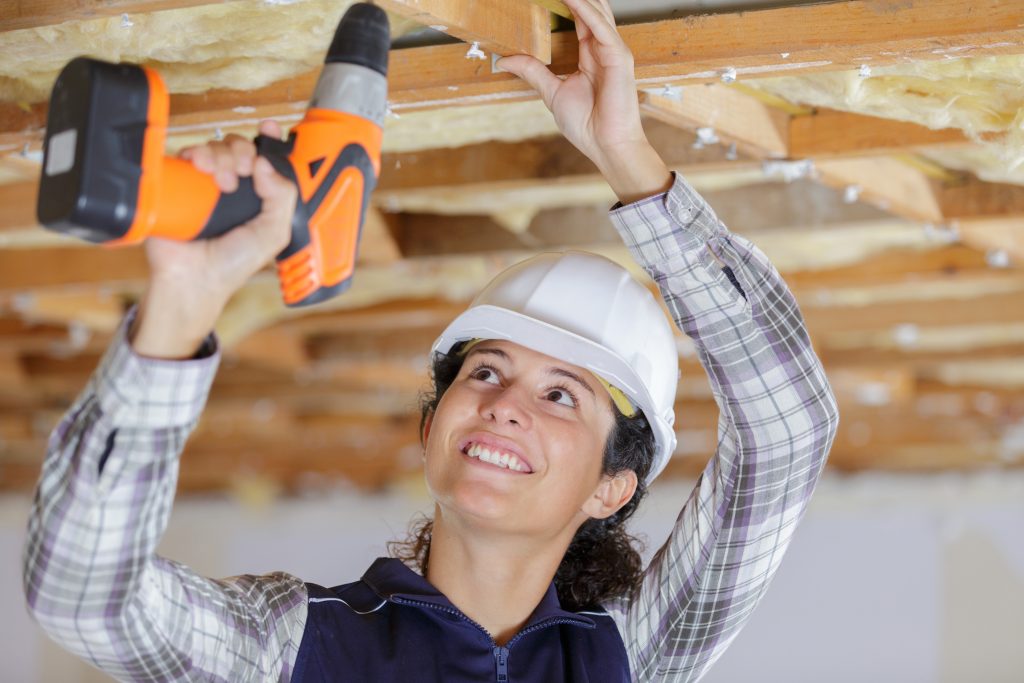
388, 342, 657, 611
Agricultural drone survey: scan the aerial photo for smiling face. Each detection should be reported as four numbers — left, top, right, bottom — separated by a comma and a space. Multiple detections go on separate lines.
423, 340, 624, 543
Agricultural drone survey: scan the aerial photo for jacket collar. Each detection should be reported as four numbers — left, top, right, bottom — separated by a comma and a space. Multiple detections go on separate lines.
361, 557, 596, 630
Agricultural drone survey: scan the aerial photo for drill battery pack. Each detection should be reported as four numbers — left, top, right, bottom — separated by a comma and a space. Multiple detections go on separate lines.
38, 58, 157, 244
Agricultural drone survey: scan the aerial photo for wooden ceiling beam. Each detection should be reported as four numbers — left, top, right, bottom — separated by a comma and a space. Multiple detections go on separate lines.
529, 0, 571, 20
804, 288, 1024, 336
4, 391, 1021, 494
815, 157, 947, 224
0, 179, 39, 239
375, 0, 552, 63
789, 109, 971, 158
640, 85, 790, 159
641, 86, 974, 161
0, 1, 228, 32
781, 244, 994, 290
816, 158, 1024, 219
957, 218, 1024, 265
815, 157, 1024, 265
3, 0, 1022, 149
0, 244, 149, 291
0, 109, 1005, 242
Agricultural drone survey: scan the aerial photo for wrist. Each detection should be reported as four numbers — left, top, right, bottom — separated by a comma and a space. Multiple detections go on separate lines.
593, 141, 673, 206
129, 279, 225, 359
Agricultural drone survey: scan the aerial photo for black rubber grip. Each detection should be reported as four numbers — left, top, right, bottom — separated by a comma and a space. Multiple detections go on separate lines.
195, 176, 262, 239
195, 133, 297, 240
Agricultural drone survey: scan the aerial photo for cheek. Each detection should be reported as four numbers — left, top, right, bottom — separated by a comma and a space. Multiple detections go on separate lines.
421, 391, 467, 487
545, 421, 607, 485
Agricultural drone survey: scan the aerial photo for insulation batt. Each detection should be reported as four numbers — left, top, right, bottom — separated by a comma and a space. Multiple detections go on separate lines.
0, 0, 385, 101
3, 3, 1022, 178
751, 55, 1024, 184
0, 0, 559, 154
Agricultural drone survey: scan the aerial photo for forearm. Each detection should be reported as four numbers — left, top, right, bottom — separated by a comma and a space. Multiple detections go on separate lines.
605, 174, 839, 680
130, 273, 227, 359
23, 310, 218, 675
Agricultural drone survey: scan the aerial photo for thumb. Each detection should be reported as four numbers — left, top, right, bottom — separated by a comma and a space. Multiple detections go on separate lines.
497, 55, 562, 109
250, 155, 296, 252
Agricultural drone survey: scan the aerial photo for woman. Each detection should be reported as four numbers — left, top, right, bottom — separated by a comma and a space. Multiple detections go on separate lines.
23, 0, 838, 680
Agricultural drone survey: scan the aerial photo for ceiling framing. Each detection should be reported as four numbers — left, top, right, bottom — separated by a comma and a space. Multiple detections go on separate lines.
0, 0, 1022, 495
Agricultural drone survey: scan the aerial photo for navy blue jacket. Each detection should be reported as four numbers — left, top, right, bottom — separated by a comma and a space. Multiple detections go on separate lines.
291, 558, 631, 682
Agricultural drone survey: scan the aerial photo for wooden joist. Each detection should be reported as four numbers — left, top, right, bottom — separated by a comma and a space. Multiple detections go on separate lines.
0, 0, 218, 32
641, 85, 974, 161
375, 0, 552, 63
0, 0, 571, 33
1, 109, 992, 242
3, 381, 1021, 493
815, 158, 1024, 226
640, 86, 791, 159
3, 0, 1023, 150
528, 0, 571, 20
789, 109, 972, 158
816, 157, 947, 223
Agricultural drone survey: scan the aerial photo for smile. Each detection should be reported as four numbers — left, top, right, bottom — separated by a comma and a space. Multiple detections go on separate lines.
461, 441, 532, 473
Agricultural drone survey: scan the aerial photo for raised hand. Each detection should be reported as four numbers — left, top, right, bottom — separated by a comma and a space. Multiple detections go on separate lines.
497, 0, 672, 203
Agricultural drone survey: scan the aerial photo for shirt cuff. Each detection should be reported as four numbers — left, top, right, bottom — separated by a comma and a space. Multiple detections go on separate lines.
89, 306, 221, 429
608, 172, 726, 266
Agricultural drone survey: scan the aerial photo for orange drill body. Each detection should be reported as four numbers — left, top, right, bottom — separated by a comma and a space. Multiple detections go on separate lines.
38, 3, 390, 308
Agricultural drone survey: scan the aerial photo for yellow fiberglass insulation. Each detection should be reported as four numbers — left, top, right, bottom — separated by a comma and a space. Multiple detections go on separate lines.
0, 0, 417, 103
0, 0, 557, 154
751, 55, 1024, 180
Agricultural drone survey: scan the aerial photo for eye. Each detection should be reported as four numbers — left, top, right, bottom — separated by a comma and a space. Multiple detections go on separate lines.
545, 386, 578, 408
468, 364, 501, 384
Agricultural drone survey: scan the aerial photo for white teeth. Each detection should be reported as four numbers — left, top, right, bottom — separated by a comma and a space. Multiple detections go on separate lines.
464, 442, 527, 472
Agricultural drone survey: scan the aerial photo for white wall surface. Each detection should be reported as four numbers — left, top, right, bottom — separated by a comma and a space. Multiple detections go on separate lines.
3, 471, 1023, 682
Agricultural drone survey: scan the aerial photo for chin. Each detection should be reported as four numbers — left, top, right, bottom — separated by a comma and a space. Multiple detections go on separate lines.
430, 473, 522, 530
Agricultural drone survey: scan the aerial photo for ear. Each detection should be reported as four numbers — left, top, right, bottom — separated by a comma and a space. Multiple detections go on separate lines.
422, 411, 434, 444
581, 470, 638, 521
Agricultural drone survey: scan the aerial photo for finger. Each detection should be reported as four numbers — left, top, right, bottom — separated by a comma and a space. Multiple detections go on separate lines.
564, 0, 621, 46
574, 0, 615, 29
250, 156, 296, 252
182, 144, 216, 174
226, 135, 256, 177
495, 55, 563, 109
573, 6, 592, 43
209, 138, 245, 192
588, 0, 617, 27
258, 119, 284, 140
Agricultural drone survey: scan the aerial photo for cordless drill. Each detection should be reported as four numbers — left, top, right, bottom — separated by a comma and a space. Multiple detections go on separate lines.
37, 3, 390, 307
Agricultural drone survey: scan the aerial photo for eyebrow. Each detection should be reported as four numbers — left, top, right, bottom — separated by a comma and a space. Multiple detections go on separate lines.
466, 346, 596, 398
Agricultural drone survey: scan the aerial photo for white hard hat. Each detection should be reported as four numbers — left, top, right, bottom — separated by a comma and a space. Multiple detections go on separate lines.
432, 251, 678, 484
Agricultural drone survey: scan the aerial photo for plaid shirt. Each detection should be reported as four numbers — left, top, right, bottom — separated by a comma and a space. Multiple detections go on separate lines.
23, 173, 838, 682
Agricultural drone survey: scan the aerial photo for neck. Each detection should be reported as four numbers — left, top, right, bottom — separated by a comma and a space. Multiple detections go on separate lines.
424, 504, 574, 645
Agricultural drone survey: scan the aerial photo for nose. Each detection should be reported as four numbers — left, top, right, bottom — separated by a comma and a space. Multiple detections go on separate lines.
480, 384, 532, 429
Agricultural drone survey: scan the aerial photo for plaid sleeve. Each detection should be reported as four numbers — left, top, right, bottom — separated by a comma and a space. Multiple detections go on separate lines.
22, 308, 308, 682
603, 174, 840, 682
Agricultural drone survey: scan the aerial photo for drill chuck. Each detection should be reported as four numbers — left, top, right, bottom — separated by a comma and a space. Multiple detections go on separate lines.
326, 3, 390, 76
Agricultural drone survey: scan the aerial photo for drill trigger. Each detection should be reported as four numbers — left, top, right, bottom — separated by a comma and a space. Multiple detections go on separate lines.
255, 133, 298, 182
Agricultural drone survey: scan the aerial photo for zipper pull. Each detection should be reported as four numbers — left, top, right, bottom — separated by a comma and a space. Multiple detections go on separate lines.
494, 645, 510, 682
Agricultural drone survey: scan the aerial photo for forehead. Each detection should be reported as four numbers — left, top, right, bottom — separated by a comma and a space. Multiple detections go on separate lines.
465, 340, 601, 388
467, 339, 573, 366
